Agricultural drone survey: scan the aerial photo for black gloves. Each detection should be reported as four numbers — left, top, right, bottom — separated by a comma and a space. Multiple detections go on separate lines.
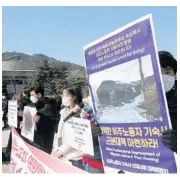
92, 124, 102, 138
91, 124, 102, 145
161, 129, 177, 153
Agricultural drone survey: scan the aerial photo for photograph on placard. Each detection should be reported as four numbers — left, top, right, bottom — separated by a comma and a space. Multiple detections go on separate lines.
89, 55, 161, 123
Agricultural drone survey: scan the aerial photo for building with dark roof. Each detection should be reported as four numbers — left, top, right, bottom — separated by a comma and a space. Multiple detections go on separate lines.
2, 60, 37, 94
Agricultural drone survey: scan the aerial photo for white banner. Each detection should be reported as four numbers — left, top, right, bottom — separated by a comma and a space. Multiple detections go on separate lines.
21, 106, 37, 142
8, 100, 18, 128
66, 117, 94, 156
10, 128, 87, 174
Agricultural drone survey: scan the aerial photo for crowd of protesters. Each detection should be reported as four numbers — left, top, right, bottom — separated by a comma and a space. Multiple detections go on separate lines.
2, 51, 177, 173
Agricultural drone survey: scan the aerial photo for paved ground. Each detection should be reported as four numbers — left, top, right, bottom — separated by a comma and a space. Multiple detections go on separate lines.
2, 164, 9, 173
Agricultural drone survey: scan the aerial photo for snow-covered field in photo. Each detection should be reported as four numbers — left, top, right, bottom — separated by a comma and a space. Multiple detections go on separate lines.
96, 94, 161, 124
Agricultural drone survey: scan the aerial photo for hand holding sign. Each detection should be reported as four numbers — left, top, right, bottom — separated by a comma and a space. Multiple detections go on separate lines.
92, 124, 102, 137
71, 105, 81, 114
33, 115, 40, 123
56, 154, 64, 159
20, 121, 24, 129
162, 129, 177, 153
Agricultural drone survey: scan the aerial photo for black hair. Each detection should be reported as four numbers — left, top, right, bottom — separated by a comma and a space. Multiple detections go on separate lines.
2, 83, 8, 96
65, 86, 82, 105
30, 86, 44, 96
21, 87, 31, 98
55, 95, 62, 112
2, 89, 8, 96
159, 51, 177, 74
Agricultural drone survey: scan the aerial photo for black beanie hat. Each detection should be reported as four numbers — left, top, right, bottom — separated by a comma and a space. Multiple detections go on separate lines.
158, 51, 177, 74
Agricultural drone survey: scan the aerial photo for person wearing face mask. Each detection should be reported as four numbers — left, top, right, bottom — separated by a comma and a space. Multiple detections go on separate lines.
29, 86, 57, 154
55, 86, 103, 172
54, 86, 85, 169
159, 51, 177, 153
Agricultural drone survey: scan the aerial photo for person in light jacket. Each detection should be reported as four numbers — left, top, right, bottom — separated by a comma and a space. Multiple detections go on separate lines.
55, 86, 85, 169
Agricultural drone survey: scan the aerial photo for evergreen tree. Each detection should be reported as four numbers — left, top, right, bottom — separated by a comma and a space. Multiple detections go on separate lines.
35, 60, 70, 95
35, 60, 50, 87
55, 65, 69, 95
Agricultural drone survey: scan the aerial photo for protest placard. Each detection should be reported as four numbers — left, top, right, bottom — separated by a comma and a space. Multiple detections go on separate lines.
66, 117, 94, 156
83, 14, 177, 173
21, 106, 37, 142
8, 100, 18, 128
10, 128, 87, 173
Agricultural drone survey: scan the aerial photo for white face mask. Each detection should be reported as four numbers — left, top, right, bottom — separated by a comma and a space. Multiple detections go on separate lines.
162, 74, 175, 92
62, 97, 72, 107
2, 96, 6, 99
30, 96, 38, 103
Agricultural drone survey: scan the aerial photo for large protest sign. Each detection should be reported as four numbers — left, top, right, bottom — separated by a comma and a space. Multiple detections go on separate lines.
8, 100, 18, 128
21, 106, 37, 142
66, 117, 94, 156
10, 128, 87, 173
83, 14, 176, 173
